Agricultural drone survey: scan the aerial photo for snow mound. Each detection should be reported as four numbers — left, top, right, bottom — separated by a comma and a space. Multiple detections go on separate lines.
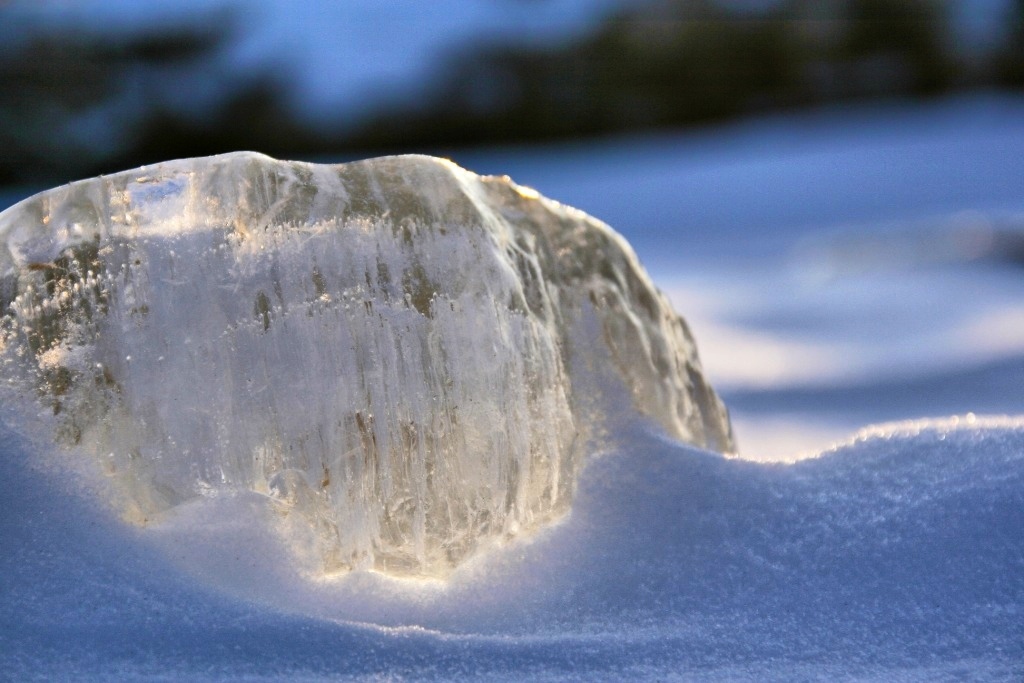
0, 152, 731, 576
1, 415, 1021, 680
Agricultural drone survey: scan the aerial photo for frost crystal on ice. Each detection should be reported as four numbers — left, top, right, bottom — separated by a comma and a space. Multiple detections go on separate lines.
0, 153, 731, 576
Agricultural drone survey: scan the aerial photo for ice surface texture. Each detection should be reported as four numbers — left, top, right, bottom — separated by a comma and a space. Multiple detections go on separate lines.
0, 152, 731, 575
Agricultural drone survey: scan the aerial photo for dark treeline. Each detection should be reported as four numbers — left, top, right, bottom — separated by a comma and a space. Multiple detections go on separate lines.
2, 0, 1023, 186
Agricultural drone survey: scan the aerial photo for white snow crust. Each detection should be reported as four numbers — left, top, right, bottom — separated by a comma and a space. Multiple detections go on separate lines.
0, 152, 730, 576
1, 414, 1022, 680
2, 107, 1023, 679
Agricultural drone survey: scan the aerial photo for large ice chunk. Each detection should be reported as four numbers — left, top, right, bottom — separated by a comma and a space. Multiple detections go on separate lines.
0, 152, 731, 576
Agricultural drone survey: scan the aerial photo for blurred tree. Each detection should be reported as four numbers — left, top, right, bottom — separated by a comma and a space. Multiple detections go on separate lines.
347, 0, 956, 150
122, 79, 327, 169
0, 0, 1009, 188
775, 0, 955, 100
0, 14, 232, 184
837, 0, 954, 95
996, 0, 1024, 86
349, 0, 805, 148
583, 0, 802, 124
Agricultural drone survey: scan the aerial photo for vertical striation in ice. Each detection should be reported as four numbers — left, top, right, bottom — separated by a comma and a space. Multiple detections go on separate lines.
0, 153, 731, 576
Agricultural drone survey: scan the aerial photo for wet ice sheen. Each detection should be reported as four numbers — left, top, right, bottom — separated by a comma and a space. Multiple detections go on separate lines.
0, 152, 731, 576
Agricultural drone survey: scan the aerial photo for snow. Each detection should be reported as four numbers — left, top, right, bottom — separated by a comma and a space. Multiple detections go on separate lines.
2, 413, 1023, 680
2, 98, 1024, 679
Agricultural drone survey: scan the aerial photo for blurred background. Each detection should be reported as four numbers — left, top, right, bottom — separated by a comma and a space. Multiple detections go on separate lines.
3, 0, 1024, 458
2, 0, 1022, 186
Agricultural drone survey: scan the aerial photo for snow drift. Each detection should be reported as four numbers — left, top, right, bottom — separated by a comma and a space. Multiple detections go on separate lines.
0, 130, 1022, 680
0, 152, 730, 576
1, 415, 1021, 680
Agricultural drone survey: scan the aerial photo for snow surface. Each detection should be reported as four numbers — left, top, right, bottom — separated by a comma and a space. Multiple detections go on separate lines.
2, 413, 1023, 680
2, 98, 1024, 679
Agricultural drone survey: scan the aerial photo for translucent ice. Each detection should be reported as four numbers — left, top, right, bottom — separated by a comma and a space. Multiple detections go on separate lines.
0, 152, 731, 576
